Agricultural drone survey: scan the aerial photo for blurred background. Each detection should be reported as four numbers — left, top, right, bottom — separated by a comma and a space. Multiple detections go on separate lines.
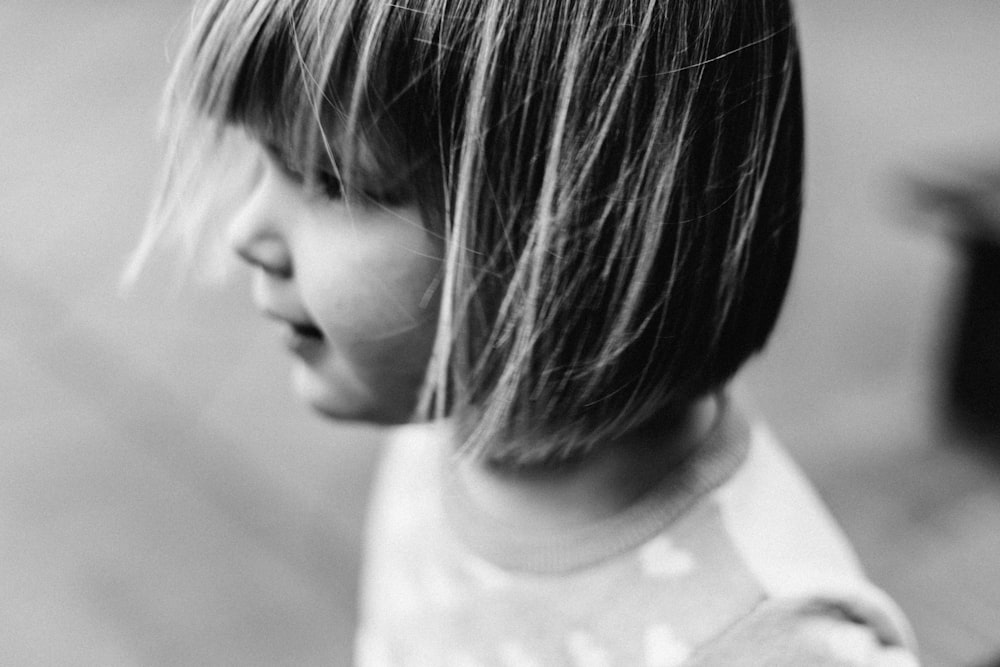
2, 1, 999, 665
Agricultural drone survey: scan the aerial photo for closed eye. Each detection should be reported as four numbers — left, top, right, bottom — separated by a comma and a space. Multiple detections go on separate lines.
261, 142, 344, 200
260, 141, 411, 206
317, 169, 345, 200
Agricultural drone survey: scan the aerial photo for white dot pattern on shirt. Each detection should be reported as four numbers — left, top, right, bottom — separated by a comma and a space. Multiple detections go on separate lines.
566, 631, 611, 667
499, 641, 542, 667
644, 624, 692, 667
639, 535, 696, 578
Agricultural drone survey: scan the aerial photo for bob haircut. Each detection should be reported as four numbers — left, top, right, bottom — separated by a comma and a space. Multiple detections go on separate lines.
133, 0, 804, 466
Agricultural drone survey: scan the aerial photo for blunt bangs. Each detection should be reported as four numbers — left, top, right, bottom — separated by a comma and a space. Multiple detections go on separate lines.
127, 0, 441, 281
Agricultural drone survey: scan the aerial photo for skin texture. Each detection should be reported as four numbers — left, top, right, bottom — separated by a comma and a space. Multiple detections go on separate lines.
228, 139, 441, 424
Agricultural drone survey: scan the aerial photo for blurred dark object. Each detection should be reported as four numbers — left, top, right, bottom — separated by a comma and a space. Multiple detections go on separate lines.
909, 160, 1000, 436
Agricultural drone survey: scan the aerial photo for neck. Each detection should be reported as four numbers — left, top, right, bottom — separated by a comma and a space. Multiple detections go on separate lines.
453, 394, 721, 533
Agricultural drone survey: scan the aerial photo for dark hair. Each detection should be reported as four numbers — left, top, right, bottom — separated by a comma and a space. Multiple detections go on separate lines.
134, 0, 803, 465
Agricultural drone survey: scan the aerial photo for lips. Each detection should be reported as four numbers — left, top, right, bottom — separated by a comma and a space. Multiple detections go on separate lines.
262, 309, 326, 359
282, 320, 326, 361
289, 321, 324, 340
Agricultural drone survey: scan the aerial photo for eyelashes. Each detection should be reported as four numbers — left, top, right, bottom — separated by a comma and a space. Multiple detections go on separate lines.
261, 141, 328, 193
316, 168, 345, 199
261, 141, 410, 206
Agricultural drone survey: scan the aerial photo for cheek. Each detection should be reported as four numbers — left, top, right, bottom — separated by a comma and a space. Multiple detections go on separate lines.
301, 234, 441, 353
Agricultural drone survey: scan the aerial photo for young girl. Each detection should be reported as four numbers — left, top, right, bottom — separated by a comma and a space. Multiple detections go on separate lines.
133, 0, 920, 663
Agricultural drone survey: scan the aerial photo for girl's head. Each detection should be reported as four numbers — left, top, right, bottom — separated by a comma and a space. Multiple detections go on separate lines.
137, 0, 803, 466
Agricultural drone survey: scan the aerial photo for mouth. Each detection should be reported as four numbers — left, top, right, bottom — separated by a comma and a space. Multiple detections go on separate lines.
262, 308, 324, 340
289, 321, 324, 341
264, 310, 326, 359
282, 320, 326, 361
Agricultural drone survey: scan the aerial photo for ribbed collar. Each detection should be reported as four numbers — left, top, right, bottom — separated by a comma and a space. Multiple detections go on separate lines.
440, 398, 750, 574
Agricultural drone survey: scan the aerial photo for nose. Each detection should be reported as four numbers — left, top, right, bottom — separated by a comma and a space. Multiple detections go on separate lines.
228, 179, 294, 280
232, 233, 293, 279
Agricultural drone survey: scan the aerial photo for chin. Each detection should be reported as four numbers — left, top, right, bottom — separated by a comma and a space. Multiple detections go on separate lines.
305, 398, 412, 425
292, 364, 415, 425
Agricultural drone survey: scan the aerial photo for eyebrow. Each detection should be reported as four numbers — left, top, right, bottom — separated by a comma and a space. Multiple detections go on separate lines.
260, 140, 285, 158
261, 140, 305, 175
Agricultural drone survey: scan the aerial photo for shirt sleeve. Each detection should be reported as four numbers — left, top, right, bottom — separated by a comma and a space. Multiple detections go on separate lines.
686, 596, 920, 666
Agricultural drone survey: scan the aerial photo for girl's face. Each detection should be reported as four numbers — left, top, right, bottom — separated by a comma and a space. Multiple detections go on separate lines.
229, 139, 440, 423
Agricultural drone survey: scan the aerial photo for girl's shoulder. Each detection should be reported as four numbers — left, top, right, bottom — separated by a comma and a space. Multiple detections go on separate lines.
688, 595, 920, 666
703, 420, 920, 663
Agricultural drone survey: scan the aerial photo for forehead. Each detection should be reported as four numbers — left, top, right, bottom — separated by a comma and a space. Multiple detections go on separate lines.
194, 4, 352, 165
179, 0, 452, 193
228, 64, 410, 188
